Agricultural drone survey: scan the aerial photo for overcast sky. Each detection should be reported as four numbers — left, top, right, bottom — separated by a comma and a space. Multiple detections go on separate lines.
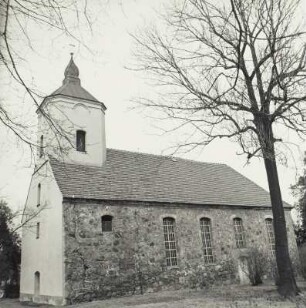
0, 0, 305, 219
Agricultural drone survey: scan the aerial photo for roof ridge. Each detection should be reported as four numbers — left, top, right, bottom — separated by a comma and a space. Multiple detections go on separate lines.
107, 147, 225, 166
49, 148, 227, 167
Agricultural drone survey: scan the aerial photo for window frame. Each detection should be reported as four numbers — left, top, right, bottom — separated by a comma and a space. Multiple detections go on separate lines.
200, 217, 215, 264
37, 183, 41, 207
36, 222, 40, 239
39, 135, 44, 158
34, 271, 40, 296
163, 217, 178, 267
76, 130, 86, 152
265, 218, 275, 255
233, 217, 246, 248
101, 215, 113, 232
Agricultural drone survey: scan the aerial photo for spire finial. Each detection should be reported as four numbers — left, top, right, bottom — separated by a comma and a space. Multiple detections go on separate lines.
63, 53, 80, 85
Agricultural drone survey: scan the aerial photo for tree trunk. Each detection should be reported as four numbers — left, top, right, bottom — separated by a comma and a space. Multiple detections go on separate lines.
256, 118, 300, 296
263, 156, 299, 296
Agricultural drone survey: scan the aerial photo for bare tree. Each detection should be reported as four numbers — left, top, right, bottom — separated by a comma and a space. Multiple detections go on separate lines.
134, 0, 306, 297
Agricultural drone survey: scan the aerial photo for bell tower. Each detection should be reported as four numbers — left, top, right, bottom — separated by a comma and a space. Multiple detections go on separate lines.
37, 54, 107, 166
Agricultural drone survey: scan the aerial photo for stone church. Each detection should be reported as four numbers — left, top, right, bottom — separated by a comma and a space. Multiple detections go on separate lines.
20, 55, 299, 305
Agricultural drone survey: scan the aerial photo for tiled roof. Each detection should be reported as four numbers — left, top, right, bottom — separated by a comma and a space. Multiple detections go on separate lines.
49, 148, 275, 208
44, 55, 105, 108
50, 82, 101, 103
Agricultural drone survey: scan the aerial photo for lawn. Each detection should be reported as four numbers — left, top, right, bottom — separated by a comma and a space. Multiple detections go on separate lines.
69, 282, 306, 308
1, 281, 306, 308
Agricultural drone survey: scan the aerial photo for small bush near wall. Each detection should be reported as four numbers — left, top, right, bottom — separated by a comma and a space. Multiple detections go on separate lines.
4, 283, 19, 298
299, 243, 306, 279
246, 248, 265, 286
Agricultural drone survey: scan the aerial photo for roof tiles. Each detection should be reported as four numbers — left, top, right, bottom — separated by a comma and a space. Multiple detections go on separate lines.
49, 148, 274, 208
50, 82, 100, 103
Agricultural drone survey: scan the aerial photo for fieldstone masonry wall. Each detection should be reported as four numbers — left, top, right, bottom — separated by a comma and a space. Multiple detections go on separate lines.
63, 200, 299, 304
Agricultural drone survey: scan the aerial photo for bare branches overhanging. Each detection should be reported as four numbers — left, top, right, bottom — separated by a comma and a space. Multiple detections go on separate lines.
134, 0, 305, 297
134, 0, 306, 159
0, 0, 95, 157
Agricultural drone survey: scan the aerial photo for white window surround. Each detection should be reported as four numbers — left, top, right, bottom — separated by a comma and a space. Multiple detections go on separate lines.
163, 217, 178, 267
200, 217, 215, 264
233, 217, 246, 248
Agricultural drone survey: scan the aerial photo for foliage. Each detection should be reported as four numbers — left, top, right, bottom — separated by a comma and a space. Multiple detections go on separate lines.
245, 249, 265, 286
291, 156, 306, 245
298, 243, 306, 279
295, 228, 306, 246
291, 154, 306, 247
0, 200, 21, 294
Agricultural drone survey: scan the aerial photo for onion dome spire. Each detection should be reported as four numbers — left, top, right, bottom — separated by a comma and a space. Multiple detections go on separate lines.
63, 53, 80, 85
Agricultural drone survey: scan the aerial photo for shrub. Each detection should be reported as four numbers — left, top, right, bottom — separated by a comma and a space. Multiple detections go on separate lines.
245, 248, 265, 286
4, 284, 19, 298
299, 243, 306, 279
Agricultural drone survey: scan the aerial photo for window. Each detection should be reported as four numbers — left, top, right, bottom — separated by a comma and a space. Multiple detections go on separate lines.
76, 130, 86, 152
36, 222, 40, 239
233, 218, 246, 248
39, 135, 44, 158
101, 215, 113, 232
37, 183, 41, 207
200, 218, 215, 264
163, 217, 178, 267
265, 218, 275, 255
34, 271, 40, 296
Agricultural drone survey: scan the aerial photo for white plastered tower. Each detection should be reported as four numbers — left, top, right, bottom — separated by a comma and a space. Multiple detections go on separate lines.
20, 55, 106, 305
37, 53, 107, 166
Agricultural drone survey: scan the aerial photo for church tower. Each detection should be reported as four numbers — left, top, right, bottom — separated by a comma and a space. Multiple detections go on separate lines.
37, 54, 107, 166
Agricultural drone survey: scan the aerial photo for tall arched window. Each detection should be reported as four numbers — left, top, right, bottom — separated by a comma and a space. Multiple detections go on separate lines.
200, 218, 215, 264
233, 218, 246, 248
34, 271, 40, 296
39, 135, 44, 158
76, 130, 86, 152
265, 218, 275, 254
101, 215, 113, 232
36, 222, 40, 239
163, 217, 178, 267
37, 183, 41, 207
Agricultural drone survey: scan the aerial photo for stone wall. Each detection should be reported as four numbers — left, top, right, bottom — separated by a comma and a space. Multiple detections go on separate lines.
63, 200, 298, 304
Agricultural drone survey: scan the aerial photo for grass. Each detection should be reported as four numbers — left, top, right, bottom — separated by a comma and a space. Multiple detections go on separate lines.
1, 281, 306, 307
69, 281, 306, 308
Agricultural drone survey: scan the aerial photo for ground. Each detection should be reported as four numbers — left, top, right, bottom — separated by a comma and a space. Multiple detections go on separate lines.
1, 282, 306, 308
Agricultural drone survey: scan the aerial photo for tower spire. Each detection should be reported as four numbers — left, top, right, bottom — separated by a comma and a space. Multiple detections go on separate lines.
63, 53, 80, 85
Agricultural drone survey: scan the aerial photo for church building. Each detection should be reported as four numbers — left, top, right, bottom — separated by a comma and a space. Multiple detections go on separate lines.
20, 55, 299, 305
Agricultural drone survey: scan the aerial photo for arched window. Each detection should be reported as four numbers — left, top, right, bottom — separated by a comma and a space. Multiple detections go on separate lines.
36, 222, 40, 239
39, 135, 44, 158
265, 218, 275, 254
76, 130, 86, 152
200, 218, 214, 264
34, 271, 40, 296
101, 215, 113, 232
37, 183, 41, 207
233, 217, 246, 248
163, 217, 178, 266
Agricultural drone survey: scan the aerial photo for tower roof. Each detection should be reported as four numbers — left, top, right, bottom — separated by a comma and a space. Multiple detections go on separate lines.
42, 54, 106, 110
63, 53, 80, 84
